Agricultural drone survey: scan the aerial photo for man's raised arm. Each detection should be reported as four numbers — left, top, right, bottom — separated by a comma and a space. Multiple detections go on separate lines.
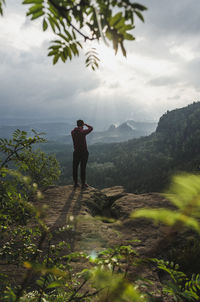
82, 123, 93, 135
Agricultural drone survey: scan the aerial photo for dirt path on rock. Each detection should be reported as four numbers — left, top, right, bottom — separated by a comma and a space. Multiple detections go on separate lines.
42, 185, 84, 228
39, 185, 122, 254
38, 185, 169, 257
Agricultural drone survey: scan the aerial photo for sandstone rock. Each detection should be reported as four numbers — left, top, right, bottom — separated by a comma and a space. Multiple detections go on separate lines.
38, 185, 177, 297
101, 186, 126, 203
1, 185, 179, 301
111, 192, 173, 219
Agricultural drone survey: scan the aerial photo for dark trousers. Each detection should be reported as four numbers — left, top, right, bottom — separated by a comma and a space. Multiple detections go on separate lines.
73, 151, 89, 185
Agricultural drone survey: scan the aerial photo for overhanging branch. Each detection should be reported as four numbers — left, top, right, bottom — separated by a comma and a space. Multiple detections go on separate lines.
48, 0, 96, 41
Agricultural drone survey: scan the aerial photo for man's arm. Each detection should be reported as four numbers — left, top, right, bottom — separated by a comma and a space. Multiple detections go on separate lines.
82, 123, 93, 135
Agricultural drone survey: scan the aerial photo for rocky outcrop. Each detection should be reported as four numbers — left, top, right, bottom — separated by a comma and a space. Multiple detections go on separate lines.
39, 186, 173, 257
37, 185, 175, 301
1, 185, 176, 301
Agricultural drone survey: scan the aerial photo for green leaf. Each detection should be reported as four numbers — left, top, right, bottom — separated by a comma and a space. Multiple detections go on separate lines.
79, 269, 92, 281
72, 29, 76, 40
165, 174, 200, 210
51, 40, 62, 45
66, 47, 72, 60
27, 4, 43, 16
120, 41, 126, 57
60, 52, 66, 62
106, 30, 113, 41
64, 29, 73, 41
53, 53, 60, 65
48, 50, 57, 56
135, 10, 145, 22
43, 18, 48, 31
114, 18, 124, 30
70, 43, 78, 56
31, 10, 44, 20
49, 3, 59, 17
58, 33, 69, 43
132, 208, 200, 233
47, 281, 63, 289
50, 16, 60, 31
0, 0, 5, 16
124, 33, 135, 41
132, 3, 147, 11
124, 24, 135, 31
110, 12, 123, 27
23, 0, 42, 4
76, 41, 82, 49
48, 15, 56, 32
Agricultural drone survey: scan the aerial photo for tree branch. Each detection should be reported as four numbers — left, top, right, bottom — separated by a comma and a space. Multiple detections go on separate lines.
48, 0, 96, 41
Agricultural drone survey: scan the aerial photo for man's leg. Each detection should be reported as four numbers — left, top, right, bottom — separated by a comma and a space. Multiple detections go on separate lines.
73, 151, 80, 186
80, 151, 89, 186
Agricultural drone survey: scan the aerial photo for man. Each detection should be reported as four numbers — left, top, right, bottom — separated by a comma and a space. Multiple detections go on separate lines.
71, 120, 93, 189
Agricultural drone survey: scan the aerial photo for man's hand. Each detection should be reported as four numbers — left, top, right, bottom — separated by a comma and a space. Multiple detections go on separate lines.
82, 123, 93, 134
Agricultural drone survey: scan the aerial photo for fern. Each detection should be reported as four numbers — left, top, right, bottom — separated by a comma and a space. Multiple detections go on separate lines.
185, 274, 200, 295
85, 48, 100, 71
152, 259, 200, 301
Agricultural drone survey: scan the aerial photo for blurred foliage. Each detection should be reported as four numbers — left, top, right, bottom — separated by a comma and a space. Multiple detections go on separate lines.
132, 173, 200, 234
17, 149, 60, 189
0, 129, 60, 269
131, 172, 200, 300
0, 0, 147, 69
168, 236, 200, 276
0, 168, 34, 227
0, 129, 59, 228
0, 0, 5, 16
151, 259, 200, 301
1, 237, 150, 301
0, 225, 41, 264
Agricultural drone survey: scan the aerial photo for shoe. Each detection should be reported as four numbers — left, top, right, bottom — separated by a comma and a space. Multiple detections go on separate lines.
73, 183, 80, 189
81, 183, 89, 190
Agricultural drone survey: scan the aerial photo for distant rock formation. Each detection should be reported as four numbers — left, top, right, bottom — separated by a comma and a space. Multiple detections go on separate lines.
87, 120, 157, 144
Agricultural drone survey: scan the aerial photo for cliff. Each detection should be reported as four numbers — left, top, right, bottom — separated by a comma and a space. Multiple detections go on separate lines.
1, 185, 177, 301
41, 185, 172, 255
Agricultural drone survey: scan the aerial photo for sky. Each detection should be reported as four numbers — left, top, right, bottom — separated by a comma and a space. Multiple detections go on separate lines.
0, 0, 200, 129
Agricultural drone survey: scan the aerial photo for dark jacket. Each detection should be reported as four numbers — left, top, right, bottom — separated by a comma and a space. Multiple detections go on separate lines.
71, 125, 93, 152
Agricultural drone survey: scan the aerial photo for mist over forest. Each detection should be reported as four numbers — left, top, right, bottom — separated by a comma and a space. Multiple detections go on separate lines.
35, 101, 200, 193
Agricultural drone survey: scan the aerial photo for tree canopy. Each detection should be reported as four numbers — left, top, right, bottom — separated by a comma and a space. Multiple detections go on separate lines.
0, 0, 147, 69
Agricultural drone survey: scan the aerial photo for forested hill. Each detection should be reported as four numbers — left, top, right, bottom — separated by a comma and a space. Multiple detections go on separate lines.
82, 101, 200, 193
156, 102, 200, 159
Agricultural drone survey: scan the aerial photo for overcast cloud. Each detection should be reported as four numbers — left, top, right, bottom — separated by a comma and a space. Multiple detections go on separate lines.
0, 0, 200, 129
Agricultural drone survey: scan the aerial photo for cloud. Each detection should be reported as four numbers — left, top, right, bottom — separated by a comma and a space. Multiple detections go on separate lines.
136, 0, 200, 37
148, 76, 179, 87
0, 43, 101, 119
0, 0, 200, 129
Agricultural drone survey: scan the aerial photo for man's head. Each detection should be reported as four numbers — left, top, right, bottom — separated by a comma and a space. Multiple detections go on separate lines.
77, 120, 84, 127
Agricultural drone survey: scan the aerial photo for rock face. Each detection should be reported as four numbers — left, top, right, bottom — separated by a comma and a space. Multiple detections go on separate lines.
39, 185, 172, 257
38, 185, 175, 300
1, 185, 175, 301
